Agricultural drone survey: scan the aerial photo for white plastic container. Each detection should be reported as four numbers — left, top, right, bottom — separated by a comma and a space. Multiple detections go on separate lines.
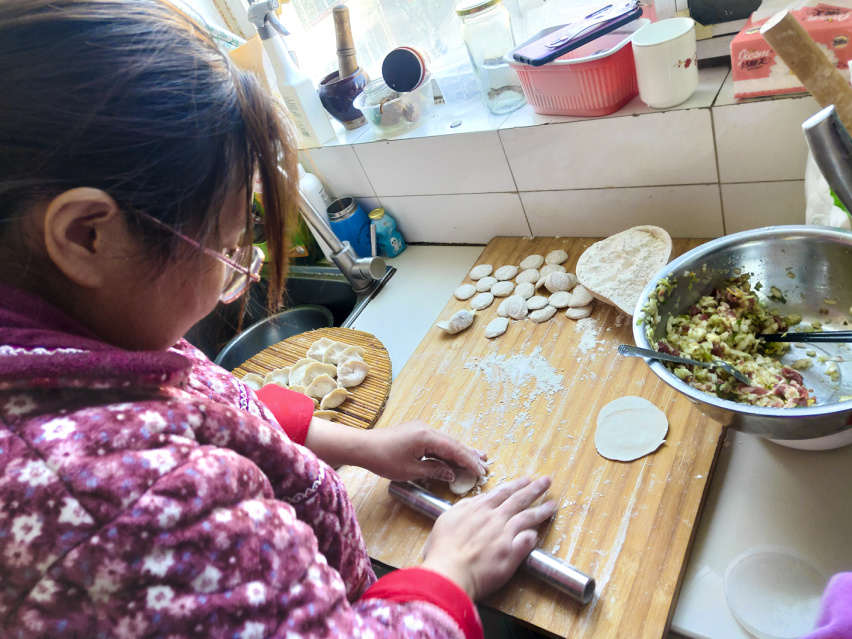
262, 33, 336, 149
297, 164, 334, 261
431, 47, 480, 113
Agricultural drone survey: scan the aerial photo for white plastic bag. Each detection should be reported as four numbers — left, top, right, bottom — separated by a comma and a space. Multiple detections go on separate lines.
805, 151, 852, 229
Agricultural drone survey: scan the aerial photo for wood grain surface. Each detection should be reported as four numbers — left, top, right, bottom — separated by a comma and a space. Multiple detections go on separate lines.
232, 327, 391, 429
338, 237, 726, 638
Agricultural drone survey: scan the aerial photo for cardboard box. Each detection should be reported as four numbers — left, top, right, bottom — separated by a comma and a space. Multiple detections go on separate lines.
731, 3, 852, 99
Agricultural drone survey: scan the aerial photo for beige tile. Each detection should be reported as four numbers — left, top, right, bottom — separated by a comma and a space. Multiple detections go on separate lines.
378, 193, 531, 243
501, 108, 718, 191
721, 181, 806, 234
354, 132, 516, 197
301, 145, 375, 199
522, 185, 724, 238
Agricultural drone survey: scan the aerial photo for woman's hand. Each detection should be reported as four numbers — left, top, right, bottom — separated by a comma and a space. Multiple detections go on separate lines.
421, 476, 556, 601
304, 418, 487, 481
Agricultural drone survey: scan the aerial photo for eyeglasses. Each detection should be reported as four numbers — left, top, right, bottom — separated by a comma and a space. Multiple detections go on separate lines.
135, 211, 264, 304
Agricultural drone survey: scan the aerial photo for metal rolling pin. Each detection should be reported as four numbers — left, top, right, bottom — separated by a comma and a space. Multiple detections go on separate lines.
388, 481, 596, 604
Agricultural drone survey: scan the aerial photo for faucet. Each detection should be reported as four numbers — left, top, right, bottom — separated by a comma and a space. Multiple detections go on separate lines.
803, 105, 852, 214
298, 191, 388, 295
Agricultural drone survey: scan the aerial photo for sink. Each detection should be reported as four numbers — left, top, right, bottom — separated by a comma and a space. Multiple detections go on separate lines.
184, 264, 395, 364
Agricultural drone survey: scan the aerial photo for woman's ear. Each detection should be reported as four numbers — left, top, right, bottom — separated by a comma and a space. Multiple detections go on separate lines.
42, 187, 127, 288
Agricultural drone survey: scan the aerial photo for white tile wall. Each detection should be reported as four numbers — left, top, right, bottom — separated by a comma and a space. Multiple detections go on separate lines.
522, 185, 724, 238
378, 193, 531, 243
500, 108, 718, 191
352, 132, 517, 196
721, 181, 807, 234
308, 68, 819, 244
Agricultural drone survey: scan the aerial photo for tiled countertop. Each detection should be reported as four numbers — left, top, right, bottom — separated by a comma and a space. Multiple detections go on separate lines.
350, 244, 852, 639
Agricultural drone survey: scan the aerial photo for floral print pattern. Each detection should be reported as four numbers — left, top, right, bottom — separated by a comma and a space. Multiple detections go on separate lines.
0, 283, 466, 638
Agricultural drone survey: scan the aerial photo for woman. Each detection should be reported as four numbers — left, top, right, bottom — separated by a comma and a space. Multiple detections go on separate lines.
0, 1, 556, 637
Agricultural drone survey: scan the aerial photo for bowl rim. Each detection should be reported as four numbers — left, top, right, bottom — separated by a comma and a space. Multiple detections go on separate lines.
632, 224, 852, 418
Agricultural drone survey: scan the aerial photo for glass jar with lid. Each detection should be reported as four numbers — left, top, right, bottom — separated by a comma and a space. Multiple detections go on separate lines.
455, 0, 526, 116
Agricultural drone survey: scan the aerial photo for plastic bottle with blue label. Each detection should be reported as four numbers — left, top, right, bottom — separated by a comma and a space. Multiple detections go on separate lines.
368, 208, 406, 257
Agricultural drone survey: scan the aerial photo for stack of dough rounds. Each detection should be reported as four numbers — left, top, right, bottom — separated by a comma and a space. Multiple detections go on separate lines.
442, 247, 597, 340
241, 336, 372, 420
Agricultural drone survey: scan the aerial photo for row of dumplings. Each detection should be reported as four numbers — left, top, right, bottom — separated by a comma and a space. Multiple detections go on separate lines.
241, 337, 371, 419
436, 249, 595, 338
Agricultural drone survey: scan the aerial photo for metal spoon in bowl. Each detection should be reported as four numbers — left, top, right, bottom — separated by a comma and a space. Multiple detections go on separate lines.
618, 344, 752, 385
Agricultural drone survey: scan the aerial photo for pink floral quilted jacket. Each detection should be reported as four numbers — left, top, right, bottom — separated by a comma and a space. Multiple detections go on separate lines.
0, 283, 473, 639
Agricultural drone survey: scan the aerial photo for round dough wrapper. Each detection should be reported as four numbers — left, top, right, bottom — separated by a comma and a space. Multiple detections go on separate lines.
595, 398, 668, 462
526, 296, 549, 311
494, 265, 519, 281
515, 281, 535, 300
449, 467, 479, 495
519, 254, 545, 270
491, 280, 515, 297
469, 264, 493, 281
475, 276, 497, 292
565, 306, 592, 320
516, 268, 540, 284
484, 316, 509, 338
529, 305, 556, 323
545, 249, 568, 265
548, 291, 572, 308
470, 292, 494, 310
454, 284, 477, 300
569, 284, 594, 307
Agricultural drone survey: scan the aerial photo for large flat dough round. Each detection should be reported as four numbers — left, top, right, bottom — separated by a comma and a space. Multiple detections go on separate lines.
595, 396, 668, 462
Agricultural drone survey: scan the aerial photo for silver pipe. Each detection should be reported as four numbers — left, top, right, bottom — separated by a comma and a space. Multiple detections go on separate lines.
803, 105, 852, 214
388, 481, 596, 604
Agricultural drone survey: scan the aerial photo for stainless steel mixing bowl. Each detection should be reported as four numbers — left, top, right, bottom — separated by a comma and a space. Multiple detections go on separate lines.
632, 225, 852, 440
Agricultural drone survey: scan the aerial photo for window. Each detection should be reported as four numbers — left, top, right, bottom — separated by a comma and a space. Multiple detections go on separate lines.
209, 0, 625, 84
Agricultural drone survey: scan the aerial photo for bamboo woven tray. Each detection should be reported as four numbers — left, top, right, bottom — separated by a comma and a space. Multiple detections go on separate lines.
232, 327, 391, 429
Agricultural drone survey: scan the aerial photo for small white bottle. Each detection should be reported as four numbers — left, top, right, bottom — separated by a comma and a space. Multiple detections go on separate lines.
262, 32, 336, 149
298, 164, 335, 261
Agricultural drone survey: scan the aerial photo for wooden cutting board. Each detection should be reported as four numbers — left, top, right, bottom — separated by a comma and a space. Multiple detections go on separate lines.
232, 327, 392, 429
338, 237, 726, 638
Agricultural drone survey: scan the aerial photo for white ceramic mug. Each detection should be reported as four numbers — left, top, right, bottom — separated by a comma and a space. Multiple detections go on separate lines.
632, 17, 698, 109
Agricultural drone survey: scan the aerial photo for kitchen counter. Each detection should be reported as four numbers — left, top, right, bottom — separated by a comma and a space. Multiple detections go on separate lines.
349, 244, 852, 638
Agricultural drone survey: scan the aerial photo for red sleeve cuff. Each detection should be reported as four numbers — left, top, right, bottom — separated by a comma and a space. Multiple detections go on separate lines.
361, 567, 482, 639
254, 384, 314, 445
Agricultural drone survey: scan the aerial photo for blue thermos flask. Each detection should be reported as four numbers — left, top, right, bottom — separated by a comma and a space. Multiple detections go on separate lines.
326, 197, 372, 257
368, 208, 406, 257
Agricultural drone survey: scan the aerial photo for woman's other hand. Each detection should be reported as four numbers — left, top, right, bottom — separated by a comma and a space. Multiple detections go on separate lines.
421, 476, 556, 601
304, 418, 487, 481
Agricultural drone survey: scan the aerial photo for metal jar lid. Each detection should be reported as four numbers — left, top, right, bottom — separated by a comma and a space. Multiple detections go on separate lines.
326, 197, 357, 222
455, 0, 502, 17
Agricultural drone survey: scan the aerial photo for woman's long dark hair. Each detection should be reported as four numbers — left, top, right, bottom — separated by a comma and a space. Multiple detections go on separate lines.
0, 0, 297, 308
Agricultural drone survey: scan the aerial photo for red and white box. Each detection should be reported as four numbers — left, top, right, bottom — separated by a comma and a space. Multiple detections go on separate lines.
731, 3, 852, 99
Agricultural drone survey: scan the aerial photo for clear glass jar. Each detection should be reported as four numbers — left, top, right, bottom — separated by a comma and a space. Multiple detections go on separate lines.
455, 0, 525, 116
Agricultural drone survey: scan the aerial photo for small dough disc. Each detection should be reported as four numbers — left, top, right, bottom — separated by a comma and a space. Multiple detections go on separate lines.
454, 284, 477, 300
566, 306, 592, 320
540, 263, 567, 278
470, 292, 494, 310
449, 467, 479, 495
475, 276, 497, 292
469, 264, 493, 281
519, 254, 545, 270
548, 291, 572, 308
505, 295, 528, 320
595, 396, 668, 462
529, 305, 556, 323
491, 280, 515, 297
526, 296, 549, 311
516, 268, 540, 284
570, 284, 594, 307
484, 316, 509, 338
515, 281, 535, 300
494, 265, 519, 281
545, 249, 569, 265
